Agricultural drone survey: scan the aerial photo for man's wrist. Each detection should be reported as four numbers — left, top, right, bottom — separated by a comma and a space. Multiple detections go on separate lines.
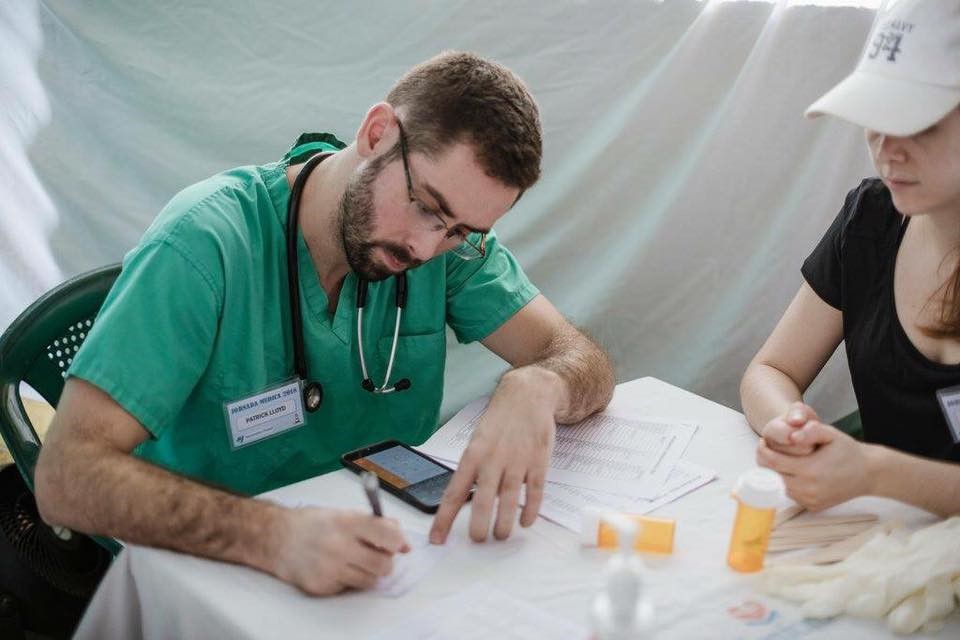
499, 366, 566, 415
242, 500, 291, 576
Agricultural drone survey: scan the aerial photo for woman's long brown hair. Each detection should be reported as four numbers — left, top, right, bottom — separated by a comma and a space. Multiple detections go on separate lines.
922, 253, 960, 339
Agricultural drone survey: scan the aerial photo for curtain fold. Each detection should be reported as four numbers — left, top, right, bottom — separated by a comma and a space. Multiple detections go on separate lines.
0, 0, 60, 332
9, 0, 879, 418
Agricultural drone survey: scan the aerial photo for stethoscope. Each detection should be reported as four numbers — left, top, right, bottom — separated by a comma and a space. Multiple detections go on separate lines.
286, 152, 411, 413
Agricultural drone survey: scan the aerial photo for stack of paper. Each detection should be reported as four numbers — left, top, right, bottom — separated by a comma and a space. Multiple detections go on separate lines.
418, 398, 715, 534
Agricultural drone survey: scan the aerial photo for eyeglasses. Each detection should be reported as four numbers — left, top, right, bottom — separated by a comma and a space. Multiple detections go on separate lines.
396, 121, 487, 261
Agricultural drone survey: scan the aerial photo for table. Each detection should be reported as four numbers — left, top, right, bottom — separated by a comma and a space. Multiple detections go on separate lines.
74, 377, 957, 638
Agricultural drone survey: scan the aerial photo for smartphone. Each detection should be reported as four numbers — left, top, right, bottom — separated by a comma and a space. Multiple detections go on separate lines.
341, 440, 462, 514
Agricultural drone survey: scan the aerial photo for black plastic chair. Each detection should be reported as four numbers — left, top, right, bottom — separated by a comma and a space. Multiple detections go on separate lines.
834, 410, 864, 441
0, 264, 123, 555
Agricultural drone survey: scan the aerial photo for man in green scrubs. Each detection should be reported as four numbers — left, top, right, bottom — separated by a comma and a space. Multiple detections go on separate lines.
35, 52, 614, 596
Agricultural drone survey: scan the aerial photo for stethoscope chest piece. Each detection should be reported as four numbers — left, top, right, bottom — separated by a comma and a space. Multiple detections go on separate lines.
356, 276, 411, 394
303, 381, 323, 413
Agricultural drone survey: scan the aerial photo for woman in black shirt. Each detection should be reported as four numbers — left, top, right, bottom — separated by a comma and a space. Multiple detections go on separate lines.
740, 0, 960, 516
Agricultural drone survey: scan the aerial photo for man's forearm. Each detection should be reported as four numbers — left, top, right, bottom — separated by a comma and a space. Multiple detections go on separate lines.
503, 326, 614, 424
35, 440, 285, 574
867, 445, 960, 517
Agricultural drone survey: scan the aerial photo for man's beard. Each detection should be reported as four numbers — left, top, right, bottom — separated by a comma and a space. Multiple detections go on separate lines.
338, 155, 421, 282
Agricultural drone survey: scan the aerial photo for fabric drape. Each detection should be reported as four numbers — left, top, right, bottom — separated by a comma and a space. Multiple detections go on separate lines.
6, 1, 879, 419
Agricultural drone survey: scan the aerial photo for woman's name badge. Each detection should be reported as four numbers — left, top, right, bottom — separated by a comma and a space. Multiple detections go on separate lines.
935, 385, 960, 444
224, 379, 307, 449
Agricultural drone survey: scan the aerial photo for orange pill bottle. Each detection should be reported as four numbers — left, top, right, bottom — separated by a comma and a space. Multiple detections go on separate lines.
727, 468, 784, 573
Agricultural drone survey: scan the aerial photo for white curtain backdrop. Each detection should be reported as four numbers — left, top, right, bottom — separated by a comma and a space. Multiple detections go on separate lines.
0, 0, 61, 332
6, 0, 880, 422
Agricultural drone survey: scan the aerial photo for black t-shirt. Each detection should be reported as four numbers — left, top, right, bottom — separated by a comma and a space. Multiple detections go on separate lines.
802, 178, 960, 463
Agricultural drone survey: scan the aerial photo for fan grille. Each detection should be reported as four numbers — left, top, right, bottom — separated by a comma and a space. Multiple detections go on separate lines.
0, 466, 110, 599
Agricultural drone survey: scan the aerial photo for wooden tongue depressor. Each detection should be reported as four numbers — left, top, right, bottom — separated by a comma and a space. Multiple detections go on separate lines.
773, 505, 805, 529
767, 512, 882, 554
773, 514, 878, 528
766, 521, 899, 566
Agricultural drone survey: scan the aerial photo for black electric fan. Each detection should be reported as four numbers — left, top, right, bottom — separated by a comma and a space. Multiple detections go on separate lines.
0, 464, 111, 639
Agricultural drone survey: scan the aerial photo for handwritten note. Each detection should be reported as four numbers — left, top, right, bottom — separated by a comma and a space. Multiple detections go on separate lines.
375, 530, 448, 597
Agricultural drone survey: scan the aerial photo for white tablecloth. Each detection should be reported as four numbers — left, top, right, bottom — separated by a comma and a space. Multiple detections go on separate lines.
74, 378, 958, 638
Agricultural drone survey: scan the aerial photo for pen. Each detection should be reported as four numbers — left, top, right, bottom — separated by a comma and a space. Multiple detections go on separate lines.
361, 470, 383, 517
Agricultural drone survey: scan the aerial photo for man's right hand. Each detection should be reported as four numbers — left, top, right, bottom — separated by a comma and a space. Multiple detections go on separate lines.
271, 507, 410, 596
37, 380, 411, 598
760, 401, 820, 456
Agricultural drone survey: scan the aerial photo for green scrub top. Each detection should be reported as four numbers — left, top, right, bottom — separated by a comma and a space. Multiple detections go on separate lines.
68, 133, 539, 496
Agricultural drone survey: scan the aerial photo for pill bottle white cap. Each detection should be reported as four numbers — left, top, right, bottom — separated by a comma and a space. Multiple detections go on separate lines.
732, 468, 784, 509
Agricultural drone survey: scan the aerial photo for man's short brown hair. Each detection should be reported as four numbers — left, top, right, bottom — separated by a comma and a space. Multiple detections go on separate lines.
386, 51, 542, 192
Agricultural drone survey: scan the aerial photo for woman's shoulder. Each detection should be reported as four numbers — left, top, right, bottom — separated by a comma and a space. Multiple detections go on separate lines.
837, 177, 901, 241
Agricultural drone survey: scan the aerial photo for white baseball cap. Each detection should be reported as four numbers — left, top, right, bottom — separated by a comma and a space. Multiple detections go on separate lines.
805, 0, 960, 136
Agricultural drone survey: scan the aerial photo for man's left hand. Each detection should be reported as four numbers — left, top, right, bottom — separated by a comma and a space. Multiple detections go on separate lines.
429, 369, 558, 544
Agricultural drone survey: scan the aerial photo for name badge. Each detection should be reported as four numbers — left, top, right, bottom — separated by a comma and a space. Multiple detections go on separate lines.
935, 385, 960, 444
224, 379, 307, 449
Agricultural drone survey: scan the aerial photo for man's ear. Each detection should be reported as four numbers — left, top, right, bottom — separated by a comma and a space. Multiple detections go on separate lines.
355, 102, 398, 159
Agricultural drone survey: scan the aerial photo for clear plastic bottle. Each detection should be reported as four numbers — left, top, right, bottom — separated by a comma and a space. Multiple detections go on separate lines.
589, 513, 654, 639
727, 468, 784, 573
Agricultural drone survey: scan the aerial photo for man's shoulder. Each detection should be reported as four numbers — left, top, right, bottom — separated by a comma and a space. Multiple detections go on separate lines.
142, 163, 287, 256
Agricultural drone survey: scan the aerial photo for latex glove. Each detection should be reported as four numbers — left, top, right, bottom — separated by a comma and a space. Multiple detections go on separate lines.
760, 517, 960, 634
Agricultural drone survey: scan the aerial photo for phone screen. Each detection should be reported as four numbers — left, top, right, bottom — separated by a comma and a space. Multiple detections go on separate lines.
353, 445, 453, 507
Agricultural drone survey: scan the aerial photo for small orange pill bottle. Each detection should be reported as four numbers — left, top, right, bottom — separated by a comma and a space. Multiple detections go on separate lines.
726, 468, 784, 573
580, 509, 676, 554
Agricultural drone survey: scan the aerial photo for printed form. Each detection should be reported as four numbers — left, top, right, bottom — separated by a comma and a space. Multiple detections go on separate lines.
419, 398, 698, 499
419, 454, 715, 534
538, 460, 715, 532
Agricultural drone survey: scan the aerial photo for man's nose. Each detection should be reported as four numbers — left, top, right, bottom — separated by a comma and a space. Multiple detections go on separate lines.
404, 228, 446, 264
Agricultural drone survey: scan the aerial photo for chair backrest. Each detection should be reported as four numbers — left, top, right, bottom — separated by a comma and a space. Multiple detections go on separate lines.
0, 264, 121, 490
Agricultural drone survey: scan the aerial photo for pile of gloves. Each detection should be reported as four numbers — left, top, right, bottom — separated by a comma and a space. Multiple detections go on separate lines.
760, 517, 960, 634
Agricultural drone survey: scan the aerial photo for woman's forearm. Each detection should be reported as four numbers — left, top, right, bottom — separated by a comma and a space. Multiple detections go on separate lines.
740, 362, 805, 435
867, 445, 960, 517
